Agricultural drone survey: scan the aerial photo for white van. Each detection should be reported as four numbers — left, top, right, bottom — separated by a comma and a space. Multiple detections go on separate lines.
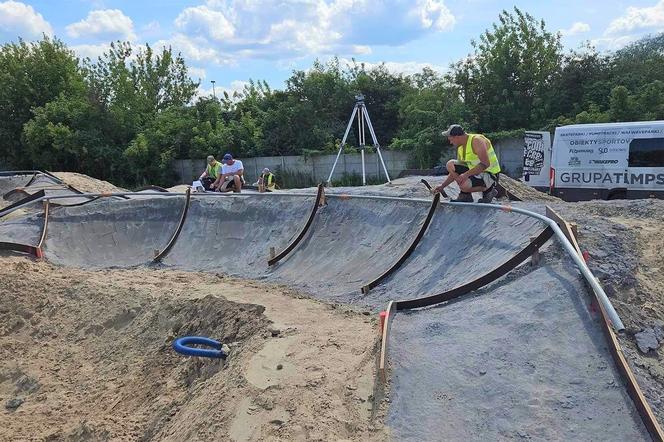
547, 121, 664, 201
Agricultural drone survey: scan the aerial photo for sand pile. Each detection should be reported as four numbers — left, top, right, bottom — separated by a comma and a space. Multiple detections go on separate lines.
498, 174, 561, 202
52, 172, 126, 194
0, 258, 385, 441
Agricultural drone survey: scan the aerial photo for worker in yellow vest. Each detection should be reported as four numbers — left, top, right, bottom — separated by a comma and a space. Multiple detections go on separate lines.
199, 155, 222, 191
432, 124, 501, 203
258, 168, 276, 192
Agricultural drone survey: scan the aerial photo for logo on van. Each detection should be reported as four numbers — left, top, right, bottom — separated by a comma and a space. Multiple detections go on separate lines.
590, 159, 619, 164
569, 148, 594, 154
568, 156, 581, 166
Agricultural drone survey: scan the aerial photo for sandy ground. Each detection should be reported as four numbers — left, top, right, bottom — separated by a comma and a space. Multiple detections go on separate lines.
498, 174, 561, 202
0, 256, 386, 441
2, 171, 663, 437
0, 172, 125, 211
51, 172, 126, 194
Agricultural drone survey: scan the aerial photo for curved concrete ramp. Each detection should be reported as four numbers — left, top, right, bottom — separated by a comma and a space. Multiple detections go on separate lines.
44, 198, 186, 267
0, 174, 34, 198
161, 196, 313, 274
361, 204, 546, 307
4, 190, 656, 439
0, 211, 44, 245
387, 255, 648, 441
269, 196, 429, 301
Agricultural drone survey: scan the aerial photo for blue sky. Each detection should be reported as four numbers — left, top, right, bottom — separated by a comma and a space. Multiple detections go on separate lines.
2, 0, 663, 97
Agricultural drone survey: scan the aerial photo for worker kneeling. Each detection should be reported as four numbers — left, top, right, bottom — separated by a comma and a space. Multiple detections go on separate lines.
432, 124, 501, 203
258, 168, 276, 192
218, 153, 244, 193
199, 155, 222, 191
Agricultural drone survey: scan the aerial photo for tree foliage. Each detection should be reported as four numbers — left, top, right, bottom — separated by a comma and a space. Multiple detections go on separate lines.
451, 7, 562, 131
3, 11, 664, 186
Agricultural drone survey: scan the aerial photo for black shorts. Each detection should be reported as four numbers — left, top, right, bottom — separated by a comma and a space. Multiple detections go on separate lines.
453, 164, 498, 189
201, 177, 216, 191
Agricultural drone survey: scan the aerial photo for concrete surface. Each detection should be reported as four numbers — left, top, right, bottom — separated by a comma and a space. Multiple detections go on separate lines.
44, 197, 186, 267
162, 195, 312, 273
0, 175, 652, 440
0, 175, 34, 198
387, 255, 648, 441
0, 211, 43, 245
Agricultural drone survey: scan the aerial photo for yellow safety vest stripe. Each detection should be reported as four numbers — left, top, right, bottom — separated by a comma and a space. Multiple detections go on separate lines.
457, 134, 501, 174
206, 162, 221, 178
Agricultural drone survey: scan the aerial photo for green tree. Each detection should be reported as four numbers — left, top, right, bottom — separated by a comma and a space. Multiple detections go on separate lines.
451, 7, 562, 131
609, 85, 637, 122
0, 37, 85, 167
22, 92, 107, 175
391, 69, 473, 168
546, 45, 611, 123
636, 80, 664, 120
82, 41, 198, 148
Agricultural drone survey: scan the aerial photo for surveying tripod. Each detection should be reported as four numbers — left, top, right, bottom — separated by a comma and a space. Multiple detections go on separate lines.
326, 94, 391, 186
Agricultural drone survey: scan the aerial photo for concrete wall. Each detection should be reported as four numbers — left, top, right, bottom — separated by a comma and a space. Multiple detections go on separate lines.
493, 137, 524, 178
174, 150, 411, 185
173, 140, 525, 185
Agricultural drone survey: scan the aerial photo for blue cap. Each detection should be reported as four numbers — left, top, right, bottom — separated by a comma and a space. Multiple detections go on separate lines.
223, 153, 233, 161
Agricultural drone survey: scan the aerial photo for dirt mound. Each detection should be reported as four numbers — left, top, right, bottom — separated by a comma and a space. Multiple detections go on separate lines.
499, 174, 561, 202
52, 172, 126, 194
0, 258, 385, 441
167, 184, 188, 193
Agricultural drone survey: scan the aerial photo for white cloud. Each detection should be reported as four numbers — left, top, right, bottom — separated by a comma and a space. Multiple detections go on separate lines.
590, 34, 639, 50
175, 5, 235, 41
607, 1, 664, 34
141, 20, 160, 34
188, 66, 206, 80
220, 80, 249, 97
561, 22, 591, 36
70, 42, 112, 60
66, 9, 136, 41
339, 57, 446, 76
154, 33, 236, 66
196, 79, 248, 100
168, 0, 455, 63
0, 1, 53, 41
413, 0, 455, 31
352, 45, 372, 55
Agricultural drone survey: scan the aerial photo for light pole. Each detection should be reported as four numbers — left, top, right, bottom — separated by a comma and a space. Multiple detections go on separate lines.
211, 80, 216, 99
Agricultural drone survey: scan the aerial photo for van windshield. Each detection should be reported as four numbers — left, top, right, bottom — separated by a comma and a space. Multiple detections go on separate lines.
628, 138, 664, 167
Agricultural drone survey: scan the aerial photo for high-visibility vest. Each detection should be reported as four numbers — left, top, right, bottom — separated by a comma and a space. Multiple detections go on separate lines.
263, 173, 275, 190
206, 162, 221, 179
457, 134, 501, 174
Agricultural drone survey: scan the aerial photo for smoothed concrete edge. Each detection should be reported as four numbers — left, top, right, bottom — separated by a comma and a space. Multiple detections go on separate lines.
378, 228, 553, 393
362, 192, 440, 294
268, 183, 324, 266
0, 189, 46, 218
396, 227, 554, 310
546, 206, 664, 441
0, 241, 40, 257
153, 188, 191, 262
36, 200, 49, 250
378, 300, 396, 383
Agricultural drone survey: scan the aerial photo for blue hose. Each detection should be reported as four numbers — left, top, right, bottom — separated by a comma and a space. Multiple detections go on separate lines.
172, 336, 228, 359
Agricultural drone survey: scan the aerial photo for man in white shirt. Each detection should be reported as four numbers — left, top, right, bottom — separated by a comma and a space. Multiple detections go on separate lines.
218, 153, 244, 193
